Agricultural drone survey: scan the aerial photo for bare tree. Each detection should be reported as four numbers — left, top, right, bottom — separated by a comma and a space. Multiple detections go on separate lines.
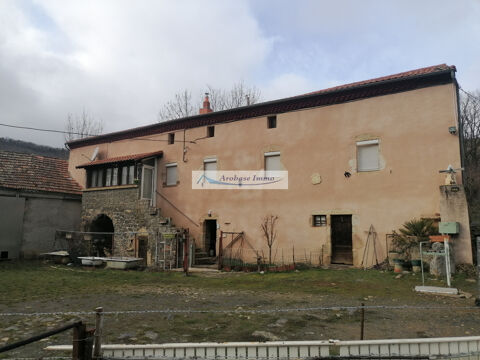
206, 81, 261, 111
157, 90, 196, 121
157, 82, 261, 122
261, 215, 278, 265
460, 90, 480, 199
64, 109, 104, 142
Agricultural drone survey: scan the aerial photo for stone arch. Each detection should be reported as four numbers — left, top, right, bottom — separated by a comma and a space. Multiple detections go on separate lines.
89, 214, 114, 256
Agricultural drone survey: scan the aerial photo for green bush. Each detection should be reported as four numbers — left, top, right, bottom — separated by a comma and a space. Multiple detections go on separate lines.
392, 218, 438, 260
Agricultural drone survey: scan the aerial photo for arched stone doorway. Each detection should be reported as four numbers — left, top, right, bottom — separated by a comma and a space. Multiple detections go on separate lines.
89, 214, 114, 257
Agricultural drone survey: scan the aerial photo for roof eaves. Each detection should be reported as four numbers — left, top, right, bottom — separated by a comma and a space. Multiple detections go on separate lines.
67, 65, 456, 149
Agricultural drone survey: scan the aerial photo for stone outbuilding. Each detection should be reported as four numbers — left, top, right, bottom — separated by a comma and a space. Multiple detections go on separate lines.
0, 151, 82, 259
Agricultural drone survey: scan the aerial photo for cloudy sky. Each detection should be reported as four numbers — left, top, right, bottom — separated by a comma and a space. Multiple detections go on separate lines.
1, 0, 480, 147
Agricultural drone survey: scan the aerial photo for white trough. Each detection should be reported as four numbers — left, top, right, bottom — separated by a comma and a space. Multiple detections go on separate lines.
78, 256, 105, 266
105, 257, 143, 269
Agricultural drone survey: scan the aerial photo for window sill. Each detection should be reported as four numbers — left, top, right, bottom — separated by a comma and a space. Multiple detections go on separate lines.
83, 184, 138, 192
357, 169, 380, 173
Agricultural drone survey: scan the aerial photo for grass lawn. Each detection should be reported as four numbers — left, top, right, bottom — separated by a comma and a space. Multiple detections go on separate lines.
0, 261, 479, 358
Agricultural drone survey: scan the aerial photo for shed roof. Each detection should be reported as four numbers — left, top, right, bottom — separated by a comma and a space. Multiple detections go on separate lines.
76, 150, 163, 168
0, 151, 82, 195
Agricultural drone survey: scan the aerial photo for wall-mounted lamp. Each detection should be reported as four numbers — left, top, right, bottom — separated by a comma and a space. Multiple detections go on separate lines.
208, 209, 212, 217
449, 126, 457, 135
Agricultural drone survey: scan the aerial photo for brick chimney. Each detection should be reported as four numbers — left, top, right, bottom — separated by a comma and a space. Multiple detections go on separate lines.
199, 93, 213, 114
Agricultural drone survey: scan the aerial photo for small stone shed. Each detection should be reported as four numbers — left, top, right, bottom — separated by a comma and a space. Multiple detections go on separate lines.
0, 151, 82, 259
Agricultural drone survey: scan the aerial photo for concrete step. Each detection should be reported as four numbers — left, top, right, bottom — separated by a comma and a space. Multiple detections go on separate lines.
195, 256, 217, 265
192, 264, 219, 270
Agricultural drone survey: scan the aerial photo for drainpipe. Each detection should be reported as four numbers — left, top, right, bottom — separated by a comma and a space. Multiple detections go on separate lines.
453, 71, 466, 180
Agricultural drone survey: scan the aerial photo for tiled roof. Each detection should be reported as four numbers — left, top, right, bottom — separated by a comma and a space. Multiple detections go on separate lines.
301, 64, 455, 96
67, 64, 456, 149
0, 151, 82, 195
76, 150, 163, 168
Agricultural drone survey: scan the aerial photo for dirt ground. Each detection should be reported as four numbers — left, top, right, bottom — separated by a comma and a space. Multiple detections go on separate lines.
1, 262, 479, 358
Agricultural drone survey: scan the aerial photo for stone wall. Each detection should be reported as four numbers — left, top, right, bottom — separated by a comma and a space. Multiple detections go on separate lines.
81, 186, 173, 265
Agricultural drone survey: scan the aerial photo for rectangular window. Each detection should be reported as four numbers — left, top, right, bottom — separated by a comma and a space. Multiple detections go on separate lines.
97, 169, 104, 187
313, 215, 327, 227
105, 168, 112, 186
204, 158, 217, 172
142, 165, 154, 199
168, 133, 175, 145
91, 170, 98, 188
264, 151, 282, 172
267, 115, 277, 129
207, 126, 215, 138
357, 139, 379, 172
128, 165, 135, 184
112, 168, 118, 186
121, 166, 128, 185
166, 163, 178, 186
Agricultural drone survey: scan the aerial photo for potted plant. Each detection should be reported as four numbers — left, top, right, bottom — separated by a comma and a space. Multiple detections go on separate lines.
391, 218, 438, 272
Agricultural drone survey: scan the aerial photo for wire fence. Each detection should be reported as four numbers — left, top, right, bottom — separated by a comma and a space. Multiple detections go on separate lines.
1, 305, 479, 317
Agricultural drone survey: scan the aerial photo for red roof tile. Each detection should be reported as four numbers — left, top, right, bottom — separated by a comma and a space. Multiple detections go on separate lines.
300, 64, 455, 97
0, 151, 82, 195
67, 64, 456, 149
76, 150, 163, 168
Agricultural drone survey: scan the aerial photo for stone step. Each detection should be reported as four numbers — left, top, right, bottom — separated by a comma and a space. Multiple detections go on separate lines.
195, 256, 217, 265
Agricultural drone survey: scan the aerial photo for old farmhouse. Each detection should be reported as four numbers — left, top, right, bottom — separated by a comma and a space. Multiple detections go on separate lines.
66, 64, 472, 267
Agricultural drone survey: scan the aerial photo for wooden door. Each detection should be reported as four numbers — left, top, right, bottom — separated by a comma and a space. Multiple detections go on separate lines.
331, 215, 353, 265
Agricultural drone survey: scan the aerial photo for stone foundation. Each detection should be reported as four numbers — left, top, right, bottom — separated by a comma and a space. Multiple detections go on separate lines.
81, 186, 174, 265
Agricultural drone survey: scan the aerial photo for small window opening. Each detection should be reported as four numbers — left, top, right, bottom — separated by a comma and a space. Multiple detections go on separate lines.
168, 133, 175, 145
207, 126, 215, 138
267, 116, 277, 129
313, 215, 327, 227
1, 251, 8, 259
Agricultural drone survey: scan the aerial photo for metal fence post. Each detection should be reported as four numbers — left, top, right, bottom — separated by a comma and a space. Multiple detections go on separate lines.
218, 230, 223, 270
93, 307, 103, 359
360, 303, 365, 340
475, 237, 480, 306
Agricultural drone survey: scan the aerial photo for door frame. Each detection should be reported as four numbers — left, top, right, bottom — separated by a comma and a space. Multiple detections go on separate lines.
203, 219, 218, 257
330, 214, 353, 265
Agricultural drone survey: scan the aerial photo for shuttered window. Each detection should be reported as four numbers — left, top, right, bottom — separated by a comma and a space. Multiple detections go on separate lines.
357, 140, 379, 172
204, 159, 217, 172
166, 163, 178, 186
265, 152, 282, 172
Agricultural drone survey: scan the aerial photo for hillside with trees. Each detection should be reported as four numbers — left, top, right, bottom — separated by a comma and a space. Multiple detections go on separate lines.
0, 137, 68, 159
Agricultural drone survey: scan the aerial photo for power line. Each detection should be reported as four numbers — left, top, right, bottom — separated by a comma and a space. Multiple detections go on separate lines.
459, 87, 480, 101
0, 122, 98, 137
0, 122, 198, 144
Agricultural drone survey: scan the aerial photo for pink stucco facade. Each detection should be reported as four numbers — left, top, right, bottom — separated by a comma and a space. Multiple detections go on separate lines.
68, 67, 473, 266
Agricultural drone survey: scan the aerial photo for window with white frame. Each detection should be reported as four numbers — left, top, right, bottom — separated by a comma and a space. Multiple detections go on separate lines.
357, 139, 380, 172
264, 151, 282, 172
165, 163, 178, 186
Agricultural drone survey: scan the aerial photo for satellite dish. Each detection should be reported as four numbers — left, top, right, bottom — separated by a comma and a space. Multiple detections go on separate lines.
90, 147, 99, 161
438, 164, 463, 173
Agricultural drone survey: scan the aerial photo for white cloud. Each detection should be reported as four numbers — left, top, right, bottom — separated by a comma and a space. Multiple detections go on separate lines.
1, 0, 480, 147
0, 0, 273, 146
